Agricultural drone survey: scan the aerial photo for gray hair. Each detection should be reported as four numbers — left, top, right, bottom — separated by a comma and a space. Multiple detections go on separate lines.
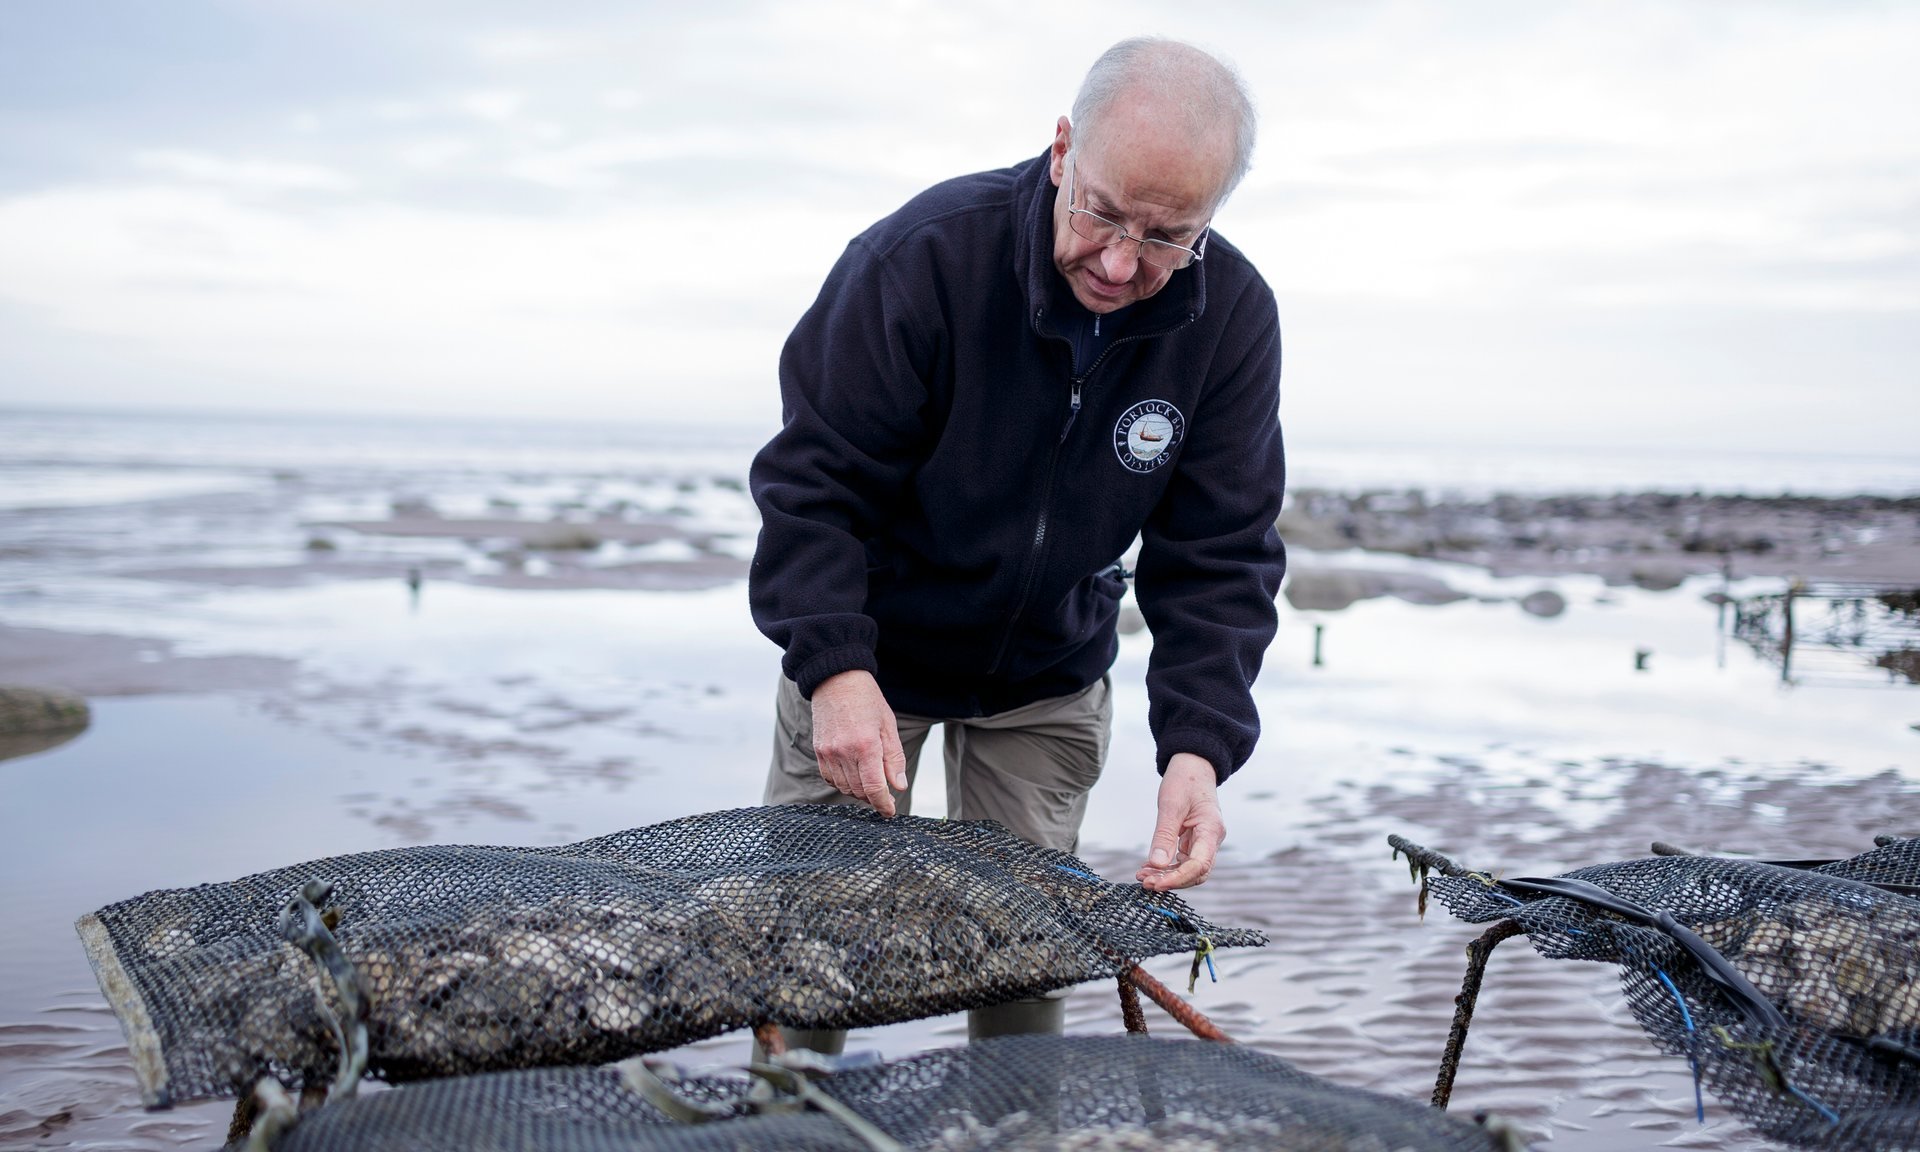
1069, 37, 1257, 205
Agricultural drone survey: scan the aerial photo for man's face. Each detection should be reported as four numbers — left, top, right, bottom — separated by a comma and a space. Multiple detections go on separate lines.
1048, 103, 1227, 315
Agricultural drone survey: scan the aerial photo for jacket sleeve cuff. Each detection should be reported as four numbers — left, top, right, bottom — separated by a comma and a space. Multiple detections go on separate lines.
790, 644, 881, 700
1155, 731, 1237, 786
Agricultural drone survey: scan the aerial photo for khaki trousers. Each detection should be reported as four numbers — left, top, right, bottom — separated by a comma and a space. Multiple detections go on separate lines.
763, 673, 1112, 854
759, 673, 1111, 1052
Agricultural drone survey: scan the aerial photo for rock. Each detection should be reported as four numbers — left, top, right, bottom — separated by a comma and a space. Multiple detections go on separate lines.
1519, 590, 1567, 618
1273, 506, 1352, 552
1876, 649, 1920, 685
1386, 573, 1470, 607
1879, 589, 1920, 617
0, 686, 91, 736
1626, 563, 1689, 592
526, 525, 601, 551
0, 729, 84, 765
1283, 567, 1467, 612
390, 496, 439, 519
1283, 569, 1371, 612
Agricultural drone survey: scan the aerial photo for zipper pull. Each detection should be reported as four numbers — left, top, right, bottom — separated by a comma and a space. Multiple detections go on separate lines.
1059, 381, 1082, 443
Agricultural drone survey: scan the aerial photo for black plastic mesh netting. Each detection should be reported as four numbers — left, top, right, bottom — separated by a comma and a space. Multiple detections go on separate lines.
1395, 835, 1920, 1150
77, 805, 1263, 1108
242, 1034, 1518, 1152
1808, 837, 1920, 890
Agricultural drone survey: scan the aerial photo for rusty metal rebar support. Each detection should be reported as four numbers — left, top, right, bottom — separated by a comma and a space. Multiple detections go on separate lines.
226, 1081, 328, 1145
1432, 919, 1525, 1110
226, 1093, 258, 1146
1117, 970, 1148, 1034
1126, 964, 1232, 1042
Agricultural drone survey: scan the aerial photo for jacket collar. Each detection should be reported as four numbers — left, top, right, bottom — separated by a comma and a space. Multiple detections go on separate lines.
1012, 149, 1205, 342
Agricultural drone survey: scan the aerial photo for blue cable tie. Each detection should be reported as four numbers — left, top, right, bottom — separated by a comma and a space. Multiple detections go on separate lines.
1052, 865, 1101, 882
1785, 1084, 1841, 1127
1652, 965, 1705, 1124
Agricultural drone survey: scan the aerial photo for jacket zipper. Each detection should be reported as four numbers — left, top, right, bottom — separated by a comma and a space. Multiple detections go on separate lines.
986, 436, 1066, 679
985, 311, 1184, 678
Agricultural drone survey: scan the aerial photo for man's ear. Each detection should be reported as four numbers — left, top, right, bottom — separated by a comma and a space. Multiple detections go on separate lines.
1049, 116, 1071, 187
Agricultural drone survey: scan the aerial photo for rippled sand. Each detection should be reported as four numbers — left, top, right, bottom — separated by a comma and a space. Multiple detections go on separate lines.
7, 606, 1912, 1144
2, 414, 1915, 1148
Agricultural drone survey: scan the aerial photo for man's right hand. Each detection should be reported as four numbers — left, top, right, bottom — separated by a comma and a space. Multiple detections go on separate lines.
809, 670, 909, 816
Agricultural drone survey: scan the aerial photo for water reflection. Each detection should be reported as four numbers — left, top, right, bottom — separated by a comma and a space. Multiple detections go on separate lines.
0, 727, 84, 765
1732, 581, 1920, 686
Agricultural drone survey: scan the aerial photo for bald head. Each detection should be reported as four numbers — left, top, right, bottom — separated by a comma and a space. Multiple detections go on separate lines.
1069, 38, 1256, 208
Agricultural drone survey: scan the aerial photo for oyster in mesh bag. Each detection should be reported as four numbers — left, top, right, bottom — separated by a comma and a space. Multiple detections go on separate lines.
1397, 834, 1920, 1151
79, 805, 1263, 1107
241, 1035, 1516, 1152
1694, 891, 1920, 1039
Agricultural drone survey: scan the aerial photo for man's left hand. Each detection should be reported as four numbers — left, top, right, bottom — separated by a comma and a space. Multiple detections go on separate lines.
1136, 753, 1224, 891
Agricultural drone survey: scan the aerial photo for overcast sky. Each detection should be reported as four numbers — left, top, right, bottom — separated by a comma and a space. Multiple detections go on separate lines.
1, 1, 1915, 453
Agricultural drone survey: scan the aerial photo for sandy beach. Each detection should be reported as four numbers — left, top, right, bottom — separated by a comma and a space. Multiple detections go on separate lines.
1, 411, 1917, 1150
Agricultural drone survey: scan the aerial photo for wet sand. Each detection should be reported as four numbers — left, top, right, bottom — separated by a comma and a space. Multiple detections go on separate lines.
4, 702, 1911, 1150
0, 625, 296, 696
1, 476, 1917, 1150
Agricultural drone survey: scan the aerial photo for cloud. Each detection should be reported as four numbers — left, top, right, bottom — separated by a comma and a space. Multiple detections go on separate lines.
0, 172, 867, 422
1, 0, 1917, 454
133, 150, 358, 193
458, 90, 526, 123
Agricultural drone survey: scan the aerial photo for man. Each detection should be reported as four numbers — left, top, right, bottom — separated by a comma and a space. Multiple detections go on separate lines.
748, 37, 1284, 1039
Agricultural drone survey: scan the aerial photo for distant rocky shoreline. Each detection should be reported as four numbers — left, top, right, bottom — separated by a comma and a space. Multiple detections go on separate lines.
1280, 490, 1920, 587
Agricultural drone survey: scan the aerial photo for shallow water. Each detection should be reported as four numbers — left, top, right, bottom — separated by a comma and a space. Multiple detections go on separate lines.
2, 573, 1915, 1148
1, 410, 1917, 1149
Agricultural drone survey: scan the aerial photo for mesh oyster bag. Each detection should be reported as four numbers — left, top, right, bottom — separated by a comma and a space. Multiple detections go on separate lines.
1391, 834, 1920, 1150
242, 1034, 1519, 1152
78, 805, 1262, 1109
1803, 835, 1920, 891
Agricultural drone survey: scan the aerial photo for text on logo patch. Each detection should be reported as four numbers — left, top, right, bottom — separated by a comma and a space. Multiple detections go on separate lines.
1113, 399, 1185, 473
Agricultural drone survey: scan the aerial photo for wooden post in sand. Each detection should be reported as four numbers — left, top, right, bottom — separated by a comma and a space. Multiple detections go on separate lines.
1716, 551, 1731, 669
1781, 583, 1797, 682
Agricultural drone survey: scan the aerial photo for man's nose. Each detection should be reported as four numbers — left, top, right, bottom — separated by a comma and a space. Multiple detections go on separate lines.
1099, 239, 1141, 282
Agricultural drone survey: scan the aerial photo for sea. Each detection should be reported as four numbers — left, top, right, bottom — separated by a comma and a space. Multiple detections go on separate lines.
4, 407, 1920, 510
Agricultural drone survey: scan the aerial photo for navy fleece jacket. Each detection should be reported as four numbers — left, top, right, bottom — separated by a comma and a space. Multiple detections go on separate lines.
748, 151, 1286, 782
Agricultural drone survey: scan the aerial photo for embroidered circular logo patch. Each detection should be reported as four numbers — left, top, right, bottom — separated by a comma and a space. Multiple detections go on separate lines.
1113, 399, 1185, 473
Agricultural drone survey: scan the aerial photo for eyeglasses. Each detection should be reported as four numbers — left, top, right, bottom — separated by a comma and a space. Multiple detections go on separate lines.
1065, 158, 1209, 271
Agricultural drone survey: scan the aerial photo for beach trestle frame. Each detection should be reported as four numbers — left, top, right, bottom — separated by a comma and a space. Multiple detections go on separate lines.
1390, 832, 1920, 1152
1730, 580, 1920, 687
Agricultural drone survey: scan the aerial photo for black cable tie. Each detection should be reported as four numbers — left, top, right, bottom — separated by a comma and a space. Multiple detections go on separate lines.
1494, 875, 1789, 1030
